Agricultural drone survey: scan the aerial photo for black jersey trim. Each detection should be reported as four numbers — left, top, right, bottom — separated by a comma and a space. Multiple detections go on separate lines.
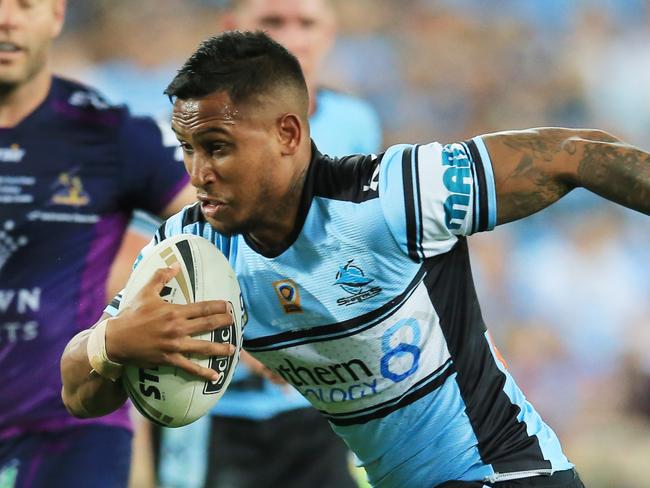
413, 145, 424, 260
424, 237, 552, 472
154, 221, 166, 245
401, 147, 420, 261
464, 140, 489, 233
109, 294, 122, 311
322, 358, 455, 426
181, 202, 205, 229
243, 264, 427, 352
311, 152, 381, 203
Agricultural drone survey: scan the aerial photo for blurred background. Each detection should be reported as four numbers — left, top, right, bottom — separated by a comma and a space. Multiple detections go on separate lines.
54, 1, 650, 486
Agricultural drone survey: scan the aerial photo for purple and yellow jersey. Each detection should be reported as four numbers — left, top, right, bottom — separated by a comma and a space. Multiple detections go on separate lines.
0, 77, 188, 439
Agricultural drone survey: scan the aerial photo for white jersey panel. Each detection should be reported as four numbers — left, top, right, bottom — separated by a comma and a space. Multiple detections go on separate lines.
379, 138, 497, 262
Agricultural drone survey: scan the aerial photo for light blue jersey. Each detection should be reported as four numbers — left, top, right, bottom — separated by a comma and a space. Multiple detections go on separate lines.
108, 139, 572, 486
213, 87, 382, 420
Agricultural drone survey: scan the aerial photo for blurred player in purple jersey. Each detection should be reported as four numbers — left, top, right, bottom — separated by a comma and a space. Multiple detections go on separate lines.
0, 1, 193, 487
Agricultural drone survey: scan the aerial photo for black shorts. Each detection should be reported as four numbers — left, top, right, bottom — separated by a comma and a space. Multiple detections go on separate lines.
435, 468, 585, 488
204, 408, 357, 488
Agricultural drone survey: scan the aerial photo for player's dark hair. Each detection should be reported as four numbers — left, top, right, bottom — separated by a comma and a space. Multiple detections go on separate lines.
165, 30, 308, 106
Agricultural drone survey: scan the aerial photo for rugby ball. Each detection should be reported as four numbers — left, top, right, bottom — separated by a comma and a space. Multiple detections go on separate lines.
118, 234, 243, 428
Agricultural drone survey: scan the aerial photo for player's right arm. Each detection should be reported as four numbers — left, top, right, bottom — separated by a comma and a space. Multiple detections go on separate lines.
482, 127, 650, 222
60, 266, 235, 419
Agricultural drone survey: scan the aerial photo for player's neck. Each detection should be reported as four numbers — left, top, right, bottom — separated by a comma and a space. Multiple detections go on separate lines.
0, 66, 52, 128
246, 150, 311, 257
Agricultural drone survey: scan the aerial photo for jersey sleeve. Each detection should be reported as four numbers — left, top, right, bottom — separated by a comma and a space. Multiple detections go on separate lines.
118, 114, 189, 215
379, 137, 497, 261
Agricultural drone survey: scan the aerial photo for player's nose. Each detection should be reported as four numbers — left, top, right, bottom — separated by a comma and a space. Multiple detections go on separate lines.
188, 157, 216, 188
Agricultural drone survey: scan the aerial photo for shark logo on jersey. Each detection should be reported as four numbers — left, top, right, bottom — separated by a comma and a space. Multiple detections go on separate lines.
0, 144, 25, 163
273, 279, 302, 313
50, 169, 90, 207
0, 220, 28, 274
334, 259, 382, 306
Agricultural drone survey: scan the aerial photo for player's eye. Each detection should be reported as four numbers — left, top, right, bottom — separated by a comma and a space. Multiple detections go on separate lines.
209, 143, 227, 156
300, 19, 316, 29
178, 141, 193, 154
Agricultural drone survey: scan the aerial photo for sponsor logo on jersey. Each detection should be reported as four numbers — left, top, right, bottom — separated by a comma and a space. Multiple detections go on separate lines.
0, 220, 28, 274
68, 90, 110, 110
441, 144, 472, 230
334, 259, 382, 306
50, 170, 90, 207
273, 279, 303, 313
0, 144, 25, 163
0, 175, 35, 203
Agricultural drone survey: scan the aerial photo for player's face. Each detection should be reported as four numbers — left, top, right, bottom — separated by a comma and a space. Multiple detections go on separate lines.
171, 92, 300, 237
0, 0, 65, 87
234, 0, 335, 85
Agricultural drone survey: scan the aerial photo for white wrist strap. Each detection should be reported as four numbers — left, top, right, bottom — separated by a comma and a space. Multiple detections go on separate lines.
87, 318, 124, 382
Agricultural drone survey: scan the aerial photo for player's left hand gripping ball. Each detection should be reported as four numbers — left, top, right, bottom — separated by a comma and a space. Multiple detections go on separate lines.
119, 234, 243, 427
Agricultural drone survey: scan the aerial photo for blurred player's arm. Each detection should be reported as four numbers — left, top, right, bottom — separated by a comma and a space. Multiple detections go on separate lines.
160, 182, 195, 218
483, 128, 650, 224
106, 183, 195, 300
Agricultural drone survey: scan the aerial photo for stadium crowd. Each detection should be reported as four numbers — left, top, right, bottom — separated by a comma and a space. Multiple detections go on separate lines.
50, 1, 650, 487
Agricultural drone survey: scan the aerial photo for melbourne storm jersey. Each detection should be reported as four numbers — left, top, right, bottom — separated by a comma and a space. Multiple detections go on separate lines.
0, 77, 188, 439
109, 140, 572, 486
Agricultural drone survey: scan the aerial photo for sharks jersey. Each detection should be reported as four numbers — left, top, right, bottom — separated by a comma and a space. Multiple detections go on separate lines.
108, 139, 572, 486
0, 77, 188, 440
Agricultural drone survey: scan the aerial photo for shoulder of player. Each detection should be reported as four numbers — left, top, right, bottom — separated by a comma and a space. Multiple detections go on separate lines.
52, 76, 168, 137
310, 142, 429, 202
310, 149, 381, 203
49, 76, 128, 126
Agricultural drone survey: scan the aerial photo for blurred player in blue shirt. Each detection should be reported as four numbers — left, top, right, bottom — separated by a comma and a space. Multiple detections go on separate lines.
0, 1, 193, 487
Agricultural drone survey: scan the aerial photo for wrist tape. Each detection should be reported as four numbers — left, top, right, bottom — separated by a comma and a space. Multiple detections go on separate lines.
86, 318, 124, 382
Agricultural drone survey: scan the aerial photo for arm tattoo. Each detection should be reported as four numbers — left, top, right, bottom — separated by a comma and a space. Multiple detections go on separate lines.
502, 131, 576, 163
495, 130, 577, 223
577, 142, 650, 215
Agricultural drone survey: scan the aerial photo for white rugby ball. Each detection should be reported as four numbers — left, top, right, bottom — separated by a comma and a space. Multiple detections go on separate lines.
118, 234, 243, 428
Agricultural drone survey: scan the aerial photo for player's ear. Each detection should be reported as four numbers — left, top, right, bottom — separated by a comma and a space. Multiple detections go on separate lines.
277, 113, 302, 156
50, 0, 66, 38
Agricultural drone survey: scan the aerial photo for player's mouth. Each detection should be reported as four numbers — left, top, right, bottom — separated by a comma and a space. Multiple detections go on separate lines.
0, 42, 24, 60
0, 42, 22, 53
197, 195, 229, 218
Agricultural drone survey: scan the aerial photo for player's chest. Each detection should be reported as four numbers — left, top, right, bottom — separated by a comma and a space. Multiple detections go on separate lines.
0, 134, 123, 220
234, 236, 420, 339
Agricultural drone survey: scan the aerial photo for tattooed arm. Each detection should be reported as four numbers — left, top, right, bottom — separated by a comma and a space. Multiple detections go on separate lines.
481, 127, 650, 225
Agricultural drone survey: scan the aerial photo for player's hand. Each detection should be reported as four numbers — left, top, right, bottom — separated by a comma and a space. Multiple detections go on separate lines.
240, 349, 287, 385
104, 264, 236, 381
